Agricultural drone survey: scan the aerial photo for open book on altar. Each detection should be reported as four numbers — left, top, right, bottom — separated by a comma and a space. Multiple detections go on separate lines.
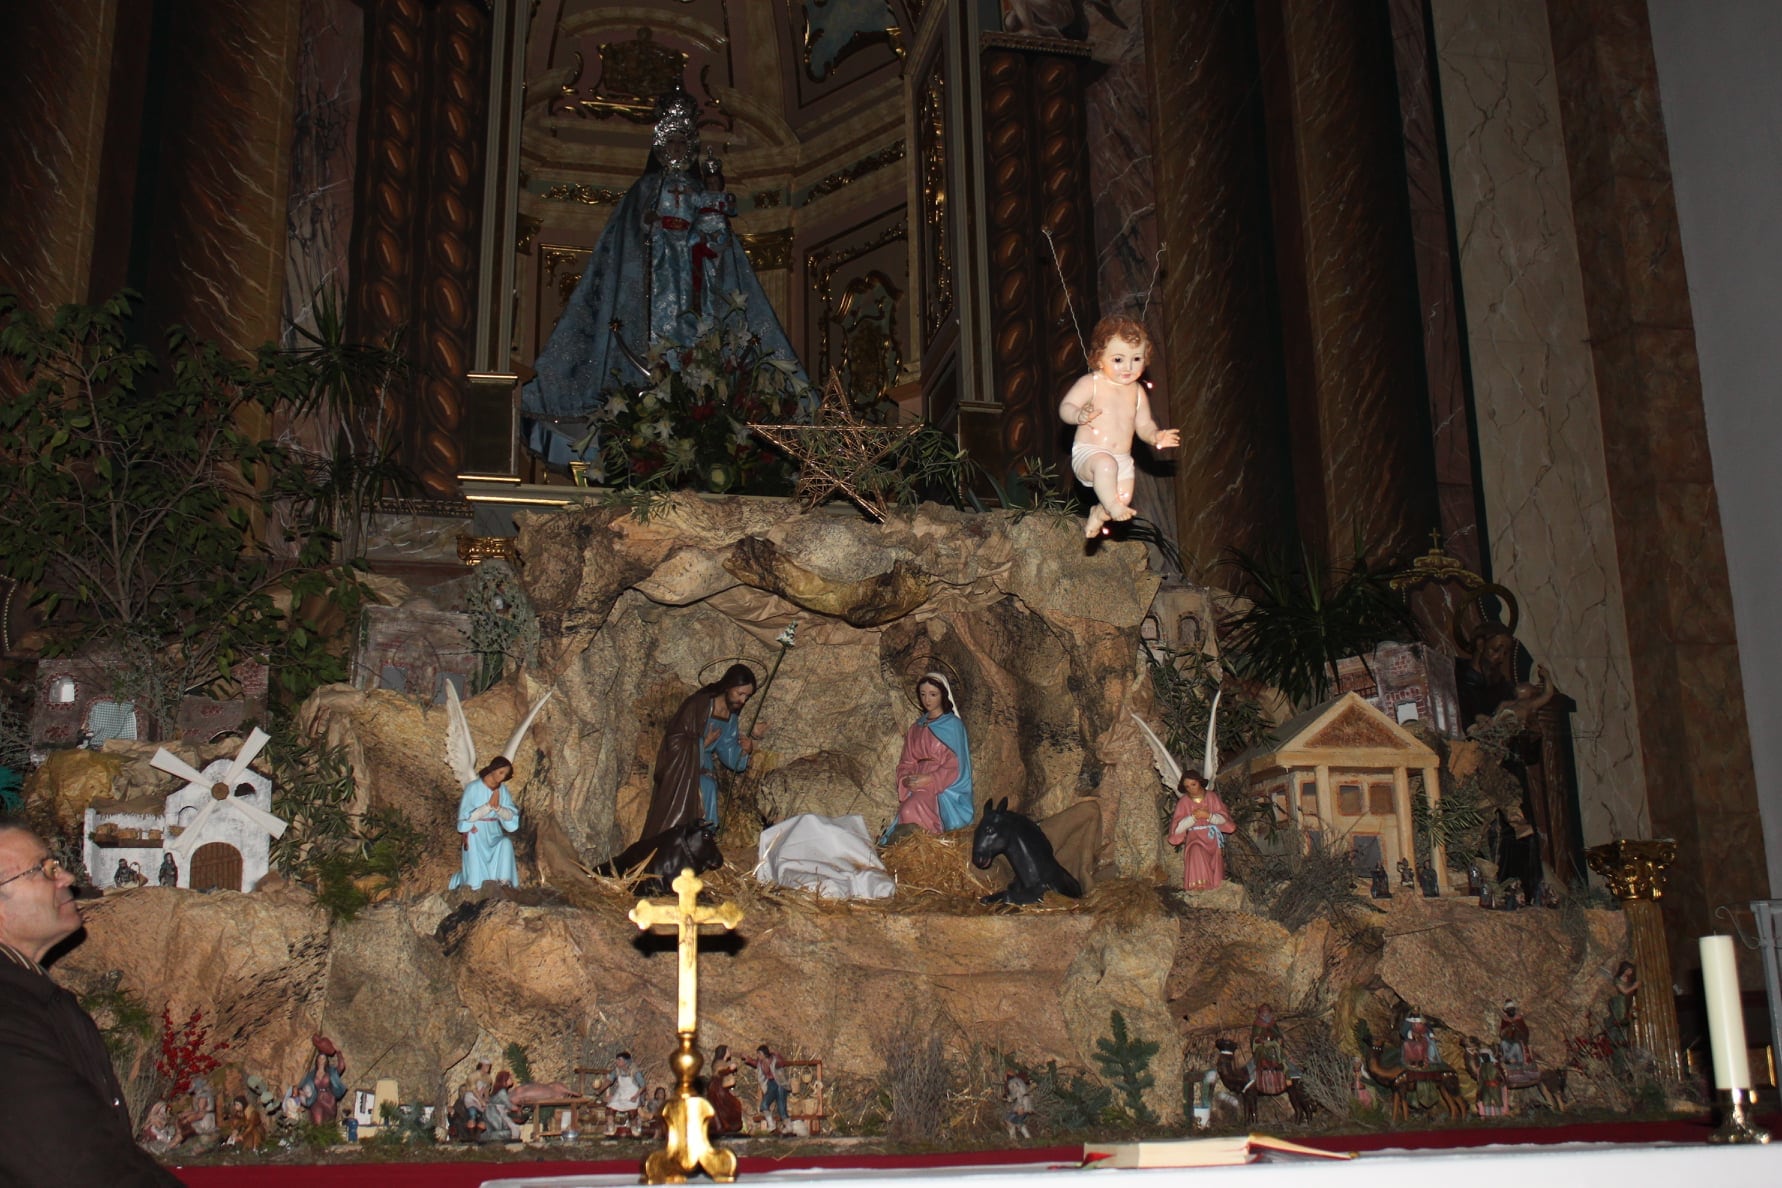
1082, 1133, 1356, 1168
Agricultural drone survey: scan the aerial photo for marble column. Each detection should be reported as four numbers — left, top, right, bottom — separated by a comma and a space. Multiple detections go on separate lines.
1145, 0, 1296, 575
1547, 0, 1766, 969
0, 2, 121, 310
1587, 839, 1684, 1080
138, 0, 303, 350
1254, 0, 1441, 567
1430, 0, 1647, 859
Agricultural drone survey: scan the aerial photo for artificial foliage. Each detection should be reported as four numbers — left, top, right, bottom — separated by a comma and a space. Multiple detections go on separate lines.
1091, 1011, 1159, 1127
579, 301, 812, 493
155, 1006, 227, 1096
0, 291, 371, 724
1220, 545, 1412, 712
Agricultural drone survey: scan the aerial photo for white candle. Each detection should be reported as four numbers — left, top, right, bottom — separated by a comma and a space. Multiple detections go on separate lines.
1700, 934, 1752, 1089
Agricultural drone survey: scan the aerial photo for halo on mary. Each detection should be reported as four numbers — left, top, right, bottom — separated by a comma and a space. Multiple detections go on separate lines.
900, 656, 964, 710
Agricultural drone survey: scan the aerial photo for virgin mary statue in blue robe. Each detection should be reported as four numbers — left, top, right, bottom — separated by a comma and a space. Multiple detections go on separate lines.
522, 87, 811, 467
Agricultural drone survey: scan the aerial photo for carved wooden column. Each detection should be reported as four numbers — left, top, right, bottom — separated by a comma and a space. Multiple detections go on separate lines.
0, 2, 122, 312
1147, 0, 1296, 573
1587, 839, 1685, 1080
350, 0, 492, 497
1254, 0, 1440, 565
134, 0, 303, 350
977, 34, 1097, 483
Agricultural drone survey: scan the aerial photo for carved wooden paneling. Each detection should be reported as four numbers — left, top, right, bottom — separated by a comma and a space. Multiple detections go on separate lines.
350, 0, 491, 498
979, 44, 1096, 477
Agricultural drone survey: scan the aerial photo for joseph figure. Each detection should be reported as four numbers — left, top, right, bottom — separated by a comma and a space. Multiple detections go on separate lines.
639, 664, 763, 841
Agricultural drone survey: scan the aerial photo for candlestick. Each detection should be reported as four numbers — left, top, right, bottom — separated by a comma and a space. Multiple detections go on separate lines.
1700, 935, 1751, 1089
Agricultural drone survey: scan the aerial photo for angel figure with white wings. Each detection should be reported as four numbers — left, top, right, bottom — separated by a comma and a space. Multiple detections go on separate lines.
1133, 689, 1237, 891
444, 682, 552, 891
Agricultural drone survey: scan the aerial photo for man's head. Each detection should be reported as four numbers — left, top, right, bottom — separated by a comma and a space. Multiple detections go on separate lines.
713, 663, 758, 713
0, 823, 82, 963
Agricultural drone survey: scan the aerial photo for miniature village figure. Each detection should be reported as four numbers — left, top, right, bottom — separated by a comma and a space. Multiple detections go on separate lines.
1370, 862, 1392, 899
227, 1094, 268, 1152
1058, 315, 1179, 538
179, 1078, 219, 1142
1604, 961, 1639, 1051
1397, 857, 1416, 889
114, 858, 146, 888
640, 664, 761, 841
157, 852, 178, 887
1417, 857, 1440, 897
1497, 999, 1533, 1068
484, 1071, 521, 1142
742, 1043, 791, 1133
645, 1086, 670, 1140
1166, 771, 1236, 891
450, 758, 520, 890
1004, 1070, 1035, 1139
1467, 1038, 1509, 1117
883, 673, 974, 839
604, 1051, 646, 1135
1399, 1010, 1441, 1068
1248, 1003, 1296, 1092
706, 1044, 745, 1136
296, 1033, 348, 1126
138, 1100, 180, 1154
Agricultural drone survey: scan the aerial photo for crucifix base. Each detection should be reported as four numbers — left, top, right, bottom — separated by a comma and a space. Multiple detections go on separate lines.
642, 1030, 736, 1184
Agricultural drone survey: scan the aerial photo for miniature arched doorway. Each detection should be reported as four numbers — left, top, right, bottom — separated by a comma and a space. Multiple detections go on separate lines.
188, 842, 243, 892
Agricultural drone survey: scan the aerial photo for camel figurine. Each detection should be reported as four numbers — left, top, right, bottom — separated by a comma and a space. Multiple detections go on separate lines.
1462, 1037, 1567, 1114
1355, 1021, 1465, 1121
1213, 1037, 1314, 1125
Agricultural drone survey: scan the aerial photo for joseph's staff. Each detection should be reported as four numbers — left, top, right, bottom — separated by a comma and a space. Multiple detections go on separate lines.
745, 619, 796, 736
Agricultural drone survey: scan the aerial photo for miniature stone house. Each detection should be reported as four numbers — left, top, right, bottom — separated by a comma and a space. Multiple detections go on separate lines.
1226, 692, 1447, 890
353, 604, 477, 704
1334, 641, 1463, 739
84, 759, 278, 892
30, 656, 269, 748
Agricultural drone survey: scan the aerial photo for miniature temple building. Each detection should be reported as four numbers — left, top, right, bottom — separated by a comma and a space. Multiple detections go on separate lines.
1226, 692, 1447, 890
30, 656, 269, 748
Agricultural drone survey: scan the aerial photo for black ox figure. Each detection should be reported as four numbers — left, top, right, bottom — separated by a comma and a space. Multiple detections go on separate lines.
598, 820, 723, 895
972, 797, 1083, 906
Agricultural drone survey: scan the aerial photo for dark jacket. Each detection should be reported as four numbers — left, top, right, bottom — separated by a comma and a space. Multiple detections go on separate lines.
0, 953, 184, 1186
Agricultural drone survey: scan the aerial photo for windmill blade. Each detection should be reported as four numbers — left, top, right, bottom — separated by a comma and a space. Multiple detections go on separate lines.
167, 797, 222, 856
1203, 687, 1223, 782
1129, 713, 1183, 790
150, 748, 211, 789
443, 680, 478, 789
221, 727, 272, 786
500, 689, 555, 767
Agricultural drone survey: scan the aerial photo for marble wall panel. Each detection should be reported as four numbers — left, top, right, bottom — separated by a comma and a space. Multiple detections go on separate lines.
1433, 0, 1649, 847
1464, 335, 1647, 840
0, 3, 117, 310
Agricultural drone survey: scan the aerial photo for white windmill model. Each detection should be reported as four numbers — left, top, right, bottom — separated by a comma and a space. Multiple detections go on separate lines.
150, 727, 289, 892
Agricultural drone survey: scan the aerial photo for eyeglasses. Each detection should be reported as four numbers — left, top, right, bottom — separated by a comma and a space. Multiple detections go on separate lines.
0, 857, 63, 889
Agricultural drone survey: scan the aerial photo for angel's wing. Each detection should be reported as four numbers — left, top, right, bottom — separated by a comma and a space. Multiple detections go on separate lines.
1129, 713, 1183, 790
1202, 687, 1223, 782
501, 689, 555, 764
444, 680, 478, 789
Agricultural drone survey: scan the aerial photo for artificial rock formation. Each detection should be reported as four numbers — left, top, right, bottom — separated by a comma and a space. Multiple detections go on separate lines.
306, 496, 1171, 881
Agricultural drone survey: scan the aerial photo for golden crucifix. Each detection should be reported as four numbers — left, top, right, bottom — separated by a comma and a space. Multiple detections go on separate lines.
629, 867, 744, 1184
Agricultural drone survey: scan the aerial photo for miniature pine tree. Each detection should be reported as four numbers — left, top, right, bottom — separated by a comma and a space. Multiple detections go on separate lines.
1092, 1010, 1159, 1127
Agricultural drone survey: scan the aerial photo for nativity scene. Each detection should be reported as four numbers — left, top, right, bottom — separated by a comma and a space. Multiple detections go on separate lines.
0, 1, 1777, 1185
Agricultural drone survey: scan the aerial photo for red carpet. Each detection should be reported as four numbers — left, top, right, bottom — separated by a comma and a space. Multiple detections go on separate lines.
168, 1114, 1771, 1187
